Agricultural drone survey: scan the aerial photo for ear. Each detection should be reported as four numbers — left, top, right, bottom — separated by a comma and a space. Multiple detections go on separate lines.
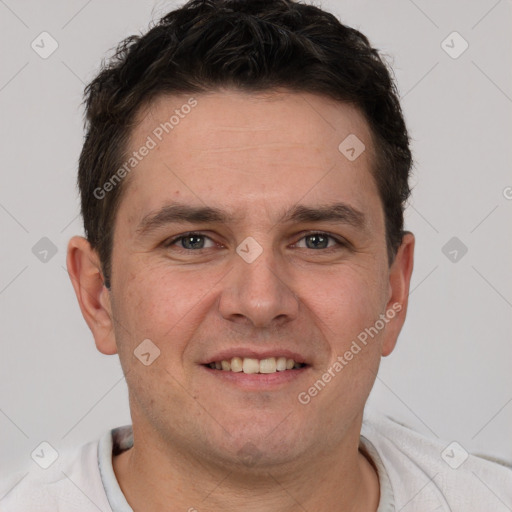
66, 236, 118, 355
381, 231, 415, 357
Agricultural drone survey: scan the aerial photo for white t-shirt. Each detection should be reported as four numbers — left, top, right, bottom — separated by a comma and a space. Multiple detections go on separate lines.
1, 408, 510, 511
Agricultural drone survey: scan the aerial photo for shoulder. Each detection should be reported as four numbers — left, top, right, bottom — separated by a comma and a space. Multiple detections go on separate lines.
0, 434, 112, 512
361, 408, 512, 512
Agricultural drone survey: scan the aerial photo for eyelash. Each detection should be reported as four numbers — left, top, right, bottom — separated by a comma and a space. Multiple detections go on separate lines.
162, 231, 347, 252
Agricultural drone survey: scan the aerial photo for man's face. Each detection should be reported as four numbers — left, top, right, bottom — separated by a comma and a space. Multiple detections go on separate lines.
101, 91, 408, 467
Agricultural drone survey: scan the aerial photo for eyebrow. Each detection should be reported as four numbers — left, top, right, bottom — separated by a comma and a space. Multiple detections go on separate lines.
135, 202, 367, 237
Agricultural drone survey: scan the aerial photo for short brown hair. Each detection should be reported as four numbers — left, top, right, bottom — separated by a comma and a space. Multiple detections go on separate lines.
78, 0, 412, 288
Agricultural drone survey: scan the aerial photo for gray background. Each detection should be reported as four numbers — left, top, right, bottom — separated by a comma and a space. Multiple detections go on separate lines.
1, 0, 511, 479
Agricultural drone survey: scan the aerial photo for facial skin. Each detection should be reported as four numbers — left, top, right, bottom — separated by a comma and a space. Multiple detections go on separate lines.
67, 90, 414, 511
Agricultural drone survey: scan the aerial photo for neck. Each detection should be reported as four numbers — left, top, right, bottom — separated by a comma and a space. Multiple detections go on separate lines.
112, 418, 380, 512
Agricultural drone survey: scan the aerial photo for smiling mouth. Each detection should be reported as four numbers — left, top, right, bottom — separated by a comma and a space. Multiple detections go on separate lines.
204, 356, 307, 374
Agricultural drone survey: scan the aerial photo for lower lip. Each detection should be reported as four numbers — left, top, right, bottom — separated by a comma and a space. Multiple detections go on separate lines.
201, 365, 309, 390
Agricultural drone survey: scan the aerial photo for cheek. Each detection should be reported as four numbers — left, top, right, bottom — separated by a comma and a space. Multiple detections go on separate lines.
298, 267, 386, 416
113, 257, 222, 352
301, 263, 388, 348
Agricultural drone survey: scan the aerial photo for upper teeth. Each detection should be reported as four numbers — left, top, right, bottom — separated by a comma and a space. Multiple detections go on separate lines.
208, 357, 303, 374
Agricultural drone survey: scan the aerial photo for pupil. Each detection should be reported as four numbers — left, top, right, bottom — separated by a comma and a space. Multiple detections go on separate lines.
306, 234, 328, 249
183, 235, 204, 249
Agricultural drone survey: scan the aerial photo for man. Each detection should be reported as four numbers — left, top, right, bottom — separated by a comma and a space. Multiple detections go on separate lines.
1, 0, 510, 510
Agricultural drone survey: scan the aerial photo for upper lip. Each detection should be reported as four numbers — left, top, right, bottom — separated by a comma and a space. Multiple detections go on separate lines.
201, 348, 309, 365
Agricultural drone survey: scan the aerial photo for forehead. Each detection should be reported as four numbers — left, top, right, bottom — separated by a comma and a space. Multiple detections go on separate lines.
117, 90, 381, 230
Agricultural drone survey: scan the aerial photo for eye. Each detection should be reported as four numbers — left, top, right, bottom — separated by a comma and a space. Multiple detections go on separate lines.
162, 231, 347, 252
164, 233, 216, 250
294, 232, 344, 250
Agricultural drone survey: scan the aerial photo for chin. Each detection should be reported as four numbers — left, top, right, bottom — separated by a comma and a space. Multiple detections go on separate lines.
200, 419, 309, 471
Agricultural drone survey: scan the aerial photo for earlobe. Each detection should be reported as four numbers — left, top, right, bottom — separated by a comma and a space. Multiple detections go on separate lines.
66, 236, 118, 355
381, 231, 415, 357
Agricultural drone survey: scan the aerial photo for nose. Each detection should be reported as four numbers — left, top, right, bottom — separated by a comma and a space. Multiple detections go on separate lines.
218, 247, 300, 329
